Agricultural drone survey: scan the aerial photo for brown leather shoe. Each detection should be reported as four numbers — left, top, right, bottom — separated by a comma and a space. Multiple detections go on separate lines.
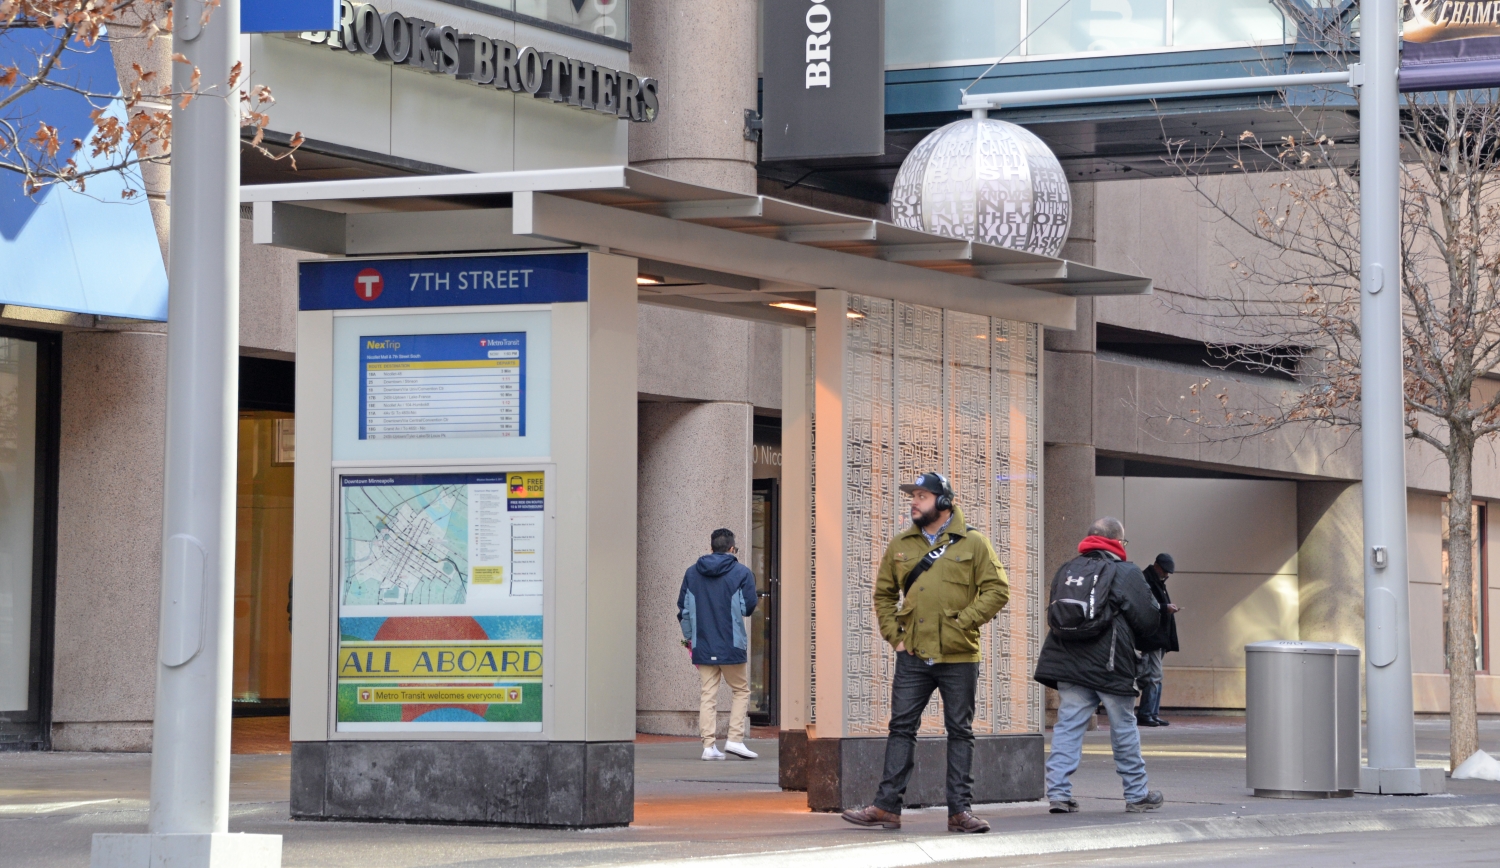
841, 804, 901, 829
948, 811, 991, 833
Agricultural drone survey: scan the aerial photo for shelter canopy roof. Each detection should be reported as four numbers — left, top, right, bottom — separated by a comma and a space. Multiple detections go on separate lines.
243, 166, 1151, 330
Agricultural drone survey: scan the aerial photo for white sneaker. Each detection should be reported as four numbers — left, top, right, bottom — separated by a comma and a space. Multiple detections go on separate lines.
724, 741, 758, 760
701, 745, 726, 760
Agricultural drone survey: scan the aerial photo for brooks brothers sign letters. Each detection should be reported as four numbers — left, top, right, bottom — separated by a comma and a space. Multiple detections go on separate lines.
301, 0, 660, 122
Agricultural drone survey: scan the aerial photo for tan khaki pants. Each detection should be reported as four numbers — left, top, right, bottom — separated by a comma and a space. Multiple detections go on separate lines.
697, 663, 750, 747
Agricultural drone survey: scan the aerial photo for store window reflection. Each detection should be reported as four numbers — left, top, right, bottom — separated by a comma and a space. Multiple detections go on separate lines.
1029, 0, 1167, 55
473, 0, 627, 40
1174, 0, 1288, 47
885, 0, 1288, 66
887, 0, 1021, 68
0, 338, 39, 741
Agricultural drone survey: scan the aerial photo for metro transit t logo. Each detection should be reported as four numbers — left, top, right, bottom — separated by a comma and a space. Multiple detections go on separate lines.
355, 268, 384, 301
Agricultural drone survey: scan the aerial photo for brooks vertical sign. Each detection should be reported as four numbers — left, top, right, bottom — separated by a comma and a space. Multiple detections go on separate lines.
762, 0, 885, 161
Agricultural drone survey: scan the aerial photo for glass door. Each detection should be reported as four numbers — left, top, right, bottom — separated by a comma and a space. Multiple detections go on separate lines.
233, 411, 295, 712
749, 478, 780, 725
0, 331, 58, 750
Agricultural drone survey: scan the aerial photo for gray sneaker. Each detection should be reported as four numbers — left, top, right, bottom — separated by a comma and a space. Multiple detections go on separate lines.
1048, 799, 1079, 813
1126, 791, 1164, 813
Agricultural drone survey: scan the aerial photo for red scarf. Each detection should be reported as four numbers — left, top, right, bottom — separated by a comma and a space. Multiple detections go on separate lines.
1078, 535, 1127, 560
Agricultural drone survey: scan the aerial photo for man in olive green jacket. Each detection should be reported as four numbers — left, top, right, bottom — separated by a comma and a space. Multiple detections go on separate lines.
843, 472, 1009, 834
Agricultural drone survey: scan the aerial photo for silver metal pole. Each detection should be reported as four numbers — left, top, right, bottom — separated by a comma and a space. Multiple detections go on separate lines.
1357, 0, 1438, 795
92, 0, 281, 861
147, 0, 242, 833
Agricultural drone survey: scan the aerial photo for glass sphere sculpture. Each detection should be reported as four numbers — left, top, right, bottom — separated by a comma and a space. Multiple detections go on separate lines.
891, 116, 1072, 258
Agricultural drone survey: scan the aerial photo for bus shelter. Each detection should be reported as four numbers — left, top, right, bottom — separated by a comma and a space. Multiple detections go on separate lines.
242, 165, 1151, 826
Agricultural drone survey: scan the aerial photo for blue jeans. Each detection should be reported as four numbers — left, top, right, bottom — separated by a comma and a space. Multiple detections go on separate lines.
1046, 682, 1149, 803
1135, 650, 1164, 720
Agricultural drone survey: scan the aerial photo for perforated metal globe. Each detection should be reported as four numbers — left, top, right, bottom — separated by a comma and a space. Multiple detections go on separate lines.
891, 116, 1072, 258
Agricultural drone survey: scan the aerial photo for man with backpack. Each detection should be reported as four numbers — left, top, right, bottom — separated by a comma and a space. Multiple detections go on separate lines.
677, 528, 760, 761
1035, 517, 1163, 814
841, 472, 1009, 834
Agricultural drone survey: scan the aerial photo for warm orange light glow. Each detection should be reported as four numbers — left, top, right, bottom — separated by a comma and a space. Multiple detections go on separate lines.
769, 301, 818, 313
636, 275, 662, 285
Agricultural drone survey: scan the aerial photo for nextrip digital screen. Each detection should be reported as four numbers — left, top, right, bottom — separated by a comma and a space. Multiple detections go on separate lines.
360, 332, 525, 441
300, 252, 588, 310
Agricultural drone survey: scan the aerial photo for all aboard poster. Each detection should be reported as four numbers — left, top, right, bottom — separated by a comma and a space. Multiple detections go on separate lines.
336, 470, 545, 732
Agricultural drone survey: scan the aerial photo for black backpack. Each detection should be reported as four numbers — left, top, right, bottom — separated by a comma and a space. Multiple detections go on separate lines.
1047, 554, 1118, 640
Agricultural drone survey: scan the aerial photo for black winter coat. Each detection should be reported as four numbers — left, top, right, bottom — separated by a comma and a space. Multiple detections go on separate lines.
1140, 565, 1179, 654
1034, 550, 1160, 697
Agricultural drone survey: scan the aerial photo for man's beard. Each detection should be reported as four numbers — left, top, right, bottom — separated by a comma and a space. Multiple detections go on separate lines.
912, 504, 942, 528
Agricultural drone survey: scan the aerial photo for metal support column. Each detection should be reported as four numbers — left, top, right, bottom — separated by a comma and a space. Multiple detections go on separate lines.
91, 0, 284, 861
1356, 0, 1443, 796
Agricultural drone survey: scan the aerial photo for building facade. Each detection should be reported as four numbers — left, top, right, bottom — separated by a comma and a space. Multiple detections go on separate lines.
1, 0, 1492, 809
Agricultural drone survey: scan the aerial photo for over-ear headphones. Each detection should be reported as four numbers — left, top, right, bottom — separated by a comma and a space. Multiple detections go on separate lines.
932, 472, 954, 512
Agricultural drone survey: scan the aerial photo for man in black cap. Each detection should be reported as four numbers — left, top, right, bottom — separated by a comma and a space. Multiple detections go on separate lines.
841, 472, 1009, 834
1136, 553, 1180, 727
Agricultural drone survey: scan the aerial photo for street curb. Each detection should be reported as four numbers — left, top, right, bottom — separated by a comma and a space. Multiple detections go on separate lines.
611, 803, 1500, 868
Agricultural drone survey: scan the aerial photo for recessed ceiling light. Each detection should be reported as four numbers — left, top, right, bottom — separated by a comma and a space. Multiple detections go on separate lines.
846, 310, 865, 319
637, 275, 662, 285
770, 301, 818, 313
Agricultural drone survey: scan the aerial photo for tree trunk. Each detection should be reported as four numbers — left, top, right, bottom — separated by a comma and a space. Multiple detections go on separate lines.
1447, 433, 1480, 770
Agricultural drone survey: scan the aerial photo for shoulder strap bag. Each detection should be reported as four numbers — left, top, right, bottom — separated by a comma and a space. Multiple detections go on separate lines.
901, 541, 950, 600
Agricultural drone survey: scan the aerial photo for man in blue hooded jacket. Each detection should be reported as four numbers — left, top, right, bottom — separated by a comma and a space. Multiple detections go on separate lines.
678, 528, 760, 760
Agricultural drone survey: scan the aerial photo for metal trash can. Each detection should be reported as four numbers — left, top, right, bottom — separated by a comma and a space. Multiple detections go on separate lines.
1245, 640, 1361, 798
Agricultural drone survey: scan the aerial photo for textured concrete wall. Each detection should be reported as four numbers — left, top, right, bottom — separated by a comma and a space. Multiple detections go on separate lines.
1408, 492, 1447, 675
638, 305, 782, 409
636, 402, 752, 735
1043, 184, 1099, 580
1298, 481, 1365, 651
628, 0, 758, 192
240, 218, 318, 358
51, 331, 168, 751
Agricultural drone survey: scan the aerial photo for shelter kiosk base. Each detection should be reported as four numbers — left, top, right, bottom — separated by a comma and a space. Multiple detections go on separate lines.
805, 734, 1044, 812
290, 741, 634, 827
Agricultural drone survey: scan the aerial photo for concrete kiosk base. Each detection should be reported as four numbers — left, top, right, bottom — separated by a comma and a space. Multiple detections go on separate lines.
291, 741, 634, 827
805, 733, 1045, 812
779, 730, 810, 791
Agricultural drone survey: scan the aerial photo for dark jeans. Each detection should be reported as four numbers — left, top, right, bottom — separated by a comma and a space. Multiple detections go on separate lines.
873, 651, 980, 815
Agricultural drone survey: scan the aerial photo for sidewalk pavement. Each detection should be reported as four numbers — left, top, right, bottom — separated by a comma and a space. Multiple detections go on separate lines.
3, 715, 1500, 868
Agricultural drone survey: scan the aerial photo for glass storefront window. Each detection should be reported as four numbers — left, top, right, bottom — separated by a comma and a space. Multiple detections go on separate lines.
234, 411, 295, 708
0, 339, 38, 717
1174, 0, 1289, 48
749, 477, 780, 724
0, 333, 53, 750
884, 0, 1288, 66
887, 0, 1022, 68
1028, 0, 1167, 56
477, 0, 628, 42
